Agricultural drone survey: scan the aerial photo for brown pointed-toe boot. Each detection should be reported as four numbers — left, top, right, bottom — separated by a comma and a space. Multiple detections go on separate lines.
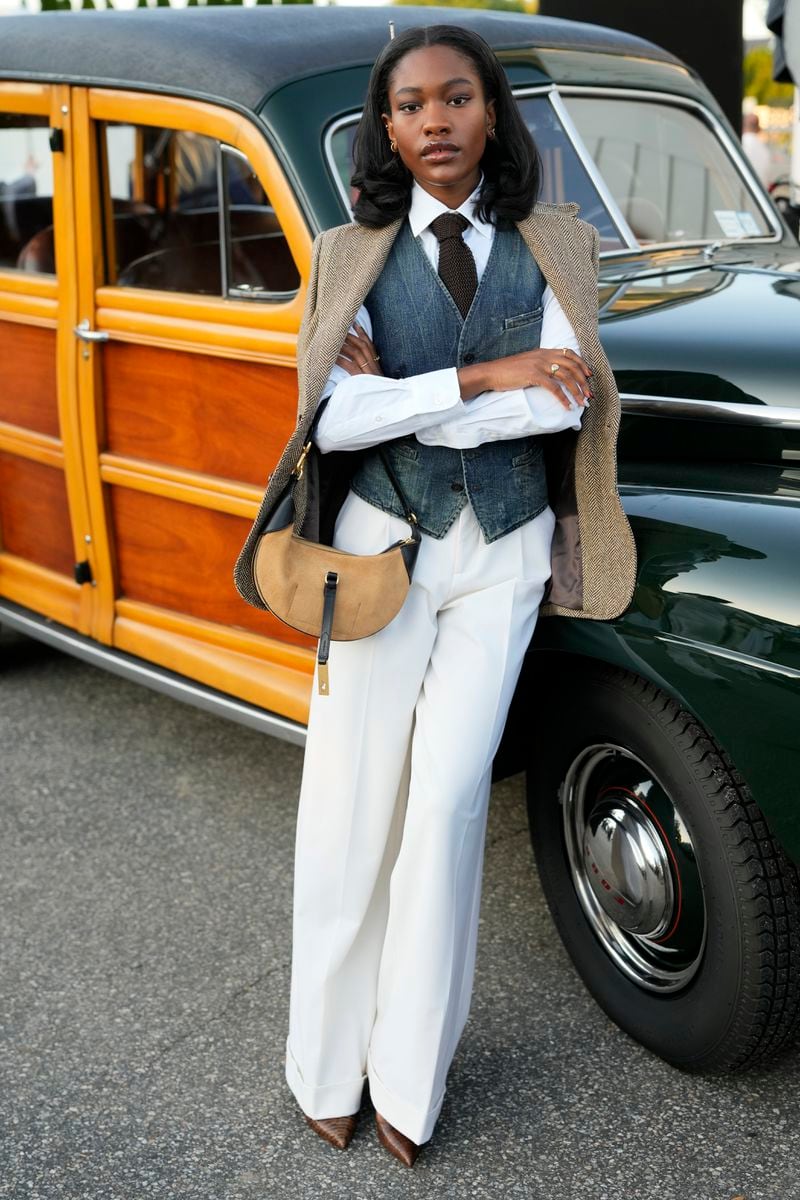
305, 1114, 357, 1151
375, 1112, 420, 1167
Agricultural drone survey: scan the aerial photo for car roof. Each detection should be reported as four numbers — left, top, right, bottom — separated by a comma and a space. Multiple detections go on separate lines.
0, 6, 683, 117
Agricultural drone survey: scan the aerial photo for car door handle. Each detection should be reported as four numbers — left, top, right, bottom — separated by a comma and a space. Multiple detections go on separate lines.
74, 319, 109, 343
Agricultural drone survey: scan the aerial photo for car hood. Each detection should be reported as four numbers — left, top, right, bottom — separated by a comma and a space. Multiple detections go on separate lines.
597, 243, 800, 409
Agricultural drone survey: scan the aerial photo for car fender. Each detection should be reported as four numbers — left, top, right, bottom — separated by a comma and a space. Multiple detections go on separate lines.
517, 478, 800, 863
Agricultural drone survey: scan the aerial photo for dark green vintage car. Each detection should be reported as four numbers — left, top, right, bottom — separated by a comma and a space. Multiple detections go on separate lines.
1, 5, 798, 1076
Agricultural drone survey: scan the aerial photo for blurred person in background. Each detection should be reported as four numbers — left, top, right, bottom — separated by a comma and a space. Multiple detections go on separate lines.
742, 110, 773, 186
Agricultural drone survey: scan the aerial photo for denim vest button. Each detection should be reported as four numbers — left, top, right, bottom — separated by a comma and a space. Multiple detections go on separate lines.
451, 481, 464, 492
463, 352, 475, 363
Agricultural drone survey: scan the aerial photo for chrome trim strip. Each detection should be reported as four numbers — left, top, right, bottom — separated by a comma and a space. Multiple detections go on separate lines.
217, 141, 230, 298
624, 482, 800, 505
620, 394, 800, 429
558, 85, 784, 245
710, 262, 800, 280
0, 599, 307, 747
652, 631, 800, 682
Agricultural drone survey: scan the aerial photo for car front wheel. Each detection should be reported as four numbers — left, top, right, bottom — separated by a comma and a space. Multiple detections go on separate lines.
526, 663, 800, 1072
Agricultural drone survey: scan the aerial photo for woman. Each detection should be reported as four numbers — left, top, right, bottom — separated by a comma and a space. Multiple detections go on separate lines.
235, 23, 636, 1167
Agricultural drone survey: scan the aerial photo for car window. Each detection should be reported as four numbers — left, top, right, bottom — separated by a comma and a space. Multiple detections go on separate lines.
515, 95, 624, 250
100, 122, 300, 299
563, 96, 771, 245
326, 94, 625, 251
328, 119, 358, 211
0, 114, 55, 273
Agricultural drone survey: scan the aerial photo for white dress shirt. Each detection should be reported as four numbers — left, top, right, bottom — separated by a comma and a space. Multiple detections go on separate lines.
315, 178, 585, 454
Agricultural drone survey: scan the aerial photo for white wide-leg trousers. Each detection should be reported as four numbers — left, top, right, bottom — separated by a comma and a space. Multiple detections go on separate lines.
286, 490, 556, 1145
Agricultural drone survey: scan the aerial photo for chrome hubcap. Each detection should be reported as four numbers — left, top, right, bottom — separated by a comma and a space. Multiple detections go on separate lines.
583, 799, 674, 936
562, 744, 706, 993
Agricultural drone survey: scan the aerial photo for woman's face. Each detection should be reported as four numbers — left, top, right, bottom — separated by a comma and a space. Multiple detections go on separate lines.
382, 44, 496, 208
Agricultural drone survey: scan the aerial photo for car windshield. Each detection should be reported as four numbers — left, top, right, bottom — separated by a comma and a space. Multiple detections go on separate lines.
561, 95, 771, 246
328, 89, 773, 254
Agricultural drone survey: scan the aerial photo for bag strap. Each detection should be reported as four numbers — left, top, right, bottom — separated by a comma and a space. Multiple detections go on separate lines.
376, 446, 417, 528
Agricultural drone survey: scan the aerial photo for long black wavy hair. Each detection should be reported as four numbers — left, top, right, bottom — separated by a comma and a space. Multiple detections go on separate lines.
351, 24, 542, 228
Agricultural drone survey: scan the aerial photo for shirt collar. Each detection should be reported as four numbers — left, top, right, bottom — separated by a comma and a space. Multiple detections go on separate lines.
408, 175, 493, 242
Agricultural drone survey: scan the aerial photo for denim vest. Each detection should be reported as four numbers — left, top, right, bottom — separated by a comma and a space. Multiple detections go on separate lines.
350, 219, 548, 542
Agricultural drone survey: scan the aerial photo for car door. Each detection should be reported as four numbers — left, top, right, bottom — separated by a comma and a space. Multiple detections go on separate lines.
0, 82, 98, 637
66, 87, 315, 723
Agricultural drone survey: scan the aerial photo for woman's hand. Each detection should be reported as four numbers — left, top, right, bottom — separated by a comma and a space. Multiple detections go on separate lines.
335, 322, 384, 377
458, 347, 593, 408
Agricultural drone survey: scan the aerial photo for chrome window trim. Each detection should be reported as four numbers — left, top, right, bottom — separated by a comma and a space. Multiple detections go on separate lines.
0, 598, 307, 746
558, 85, 784, 250
620, 393, 800, 429
217, 140, 231, 297
323, 110, 364, 218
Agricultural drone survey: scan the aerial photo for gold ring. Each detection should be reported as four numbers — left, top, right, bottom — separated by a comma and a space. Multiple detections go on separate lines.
550, 362, 561, 374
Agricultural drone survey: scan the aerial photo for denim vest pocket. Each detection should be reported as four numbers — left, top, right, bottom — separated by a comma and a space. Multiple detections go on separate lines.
481, 308, 544, 362
503, 305, 543, 331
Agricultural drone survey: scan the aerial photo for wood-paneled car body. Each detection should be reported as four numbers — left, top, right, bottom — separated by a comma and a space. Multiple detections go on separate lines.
2, 6, 799, 1075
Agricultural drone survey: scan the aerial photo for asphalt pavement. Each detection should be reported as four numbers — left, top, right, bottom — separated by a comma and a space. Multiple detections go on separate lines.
2, 624, 799, 1200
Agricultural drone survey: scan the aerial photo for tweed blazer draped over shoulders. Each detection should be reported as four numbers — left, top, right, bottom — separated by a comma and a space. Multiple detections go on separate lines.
234, 202, 637, 622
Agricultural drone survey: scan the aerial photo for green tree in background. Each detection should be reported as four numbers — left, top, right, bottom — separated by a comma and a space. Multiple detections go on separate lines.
743, 47, 794, 106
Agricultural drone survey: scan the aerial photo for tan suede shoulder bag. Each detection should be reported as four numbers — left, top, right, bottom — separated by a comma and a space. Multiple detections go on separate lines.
252, 400, 420, 695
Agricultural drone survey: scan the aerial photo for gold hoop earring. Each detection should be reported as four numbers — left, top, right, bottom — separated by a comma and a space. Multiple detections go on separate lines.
389, 138, 398, 153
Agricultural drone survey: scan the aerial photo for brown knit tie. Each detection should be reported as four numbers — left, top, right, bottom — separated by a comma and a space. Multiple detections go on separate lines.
430, 212, 478, 318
